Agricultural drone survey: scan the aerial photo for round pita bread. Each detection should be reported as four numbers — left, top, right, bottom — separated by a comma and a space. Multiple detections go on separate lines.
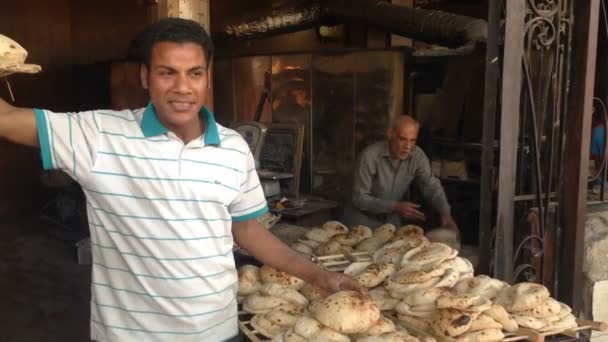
260, 283, 310, 307
293, 316, 323, 338
369, 287, 400, 311
397, 314, 433, 330
0, 34, 42, 78
344, 262, 374, 276
314, 327, 351, 342
238, 264, 262, 296
334, 225, 373, 246
298, 239, 321, 249
513, 315, 546, 330
437, 294, 492, 314
396, 225, 425, 237
305, 228, 332, 243
468, 314, 503, 332
500, 282, 551, 312
439, 257, 475, 277
315, 240, 345, 256
243, 293, 292, 314
251, 314, 287, 338
299, 283, 326, 301
433, 309, 474, 337
385, 275, 440, 297
260, 266, 305, 289
402, 287, 448, 307
361, 316, 397, 336
453, 275, 508, 300
373, 224, 397, 241
456, 328, 504, 342
372, 240, 412, 264
357, 331, 420, 342
395, 302, 437, 318
314, 291, 381, 334
539, 312, 577, 332
356, 236, 388, 253
401, 243, 455, 271
272, 329, 307, 342
433, 268, 460, 288
483, 304, 518, 332
355, 263, 398, 288
512, 297, 561, 318
322, 221, 349, 237
392, 267, 447, 284
291, 242, 313, 255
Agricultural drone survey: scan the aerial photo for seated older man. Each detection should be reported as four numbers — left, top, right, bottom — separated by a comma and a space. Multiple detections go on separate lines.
345, 115, 458, 234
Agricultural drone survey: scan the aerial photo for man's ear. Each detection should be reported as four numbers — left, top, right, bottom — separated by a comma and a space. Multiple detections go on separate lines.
386, 128, 393, 139
140, 64, 149, 90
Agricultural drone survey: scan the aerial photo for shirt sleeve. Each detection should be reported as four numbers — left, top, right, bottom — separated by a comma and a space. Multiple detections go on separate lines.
229, 151, 268, 222
35, 108, 101, 181
413, 150, 451, 215
592, 126, 605, 156
352, 148, 394, 214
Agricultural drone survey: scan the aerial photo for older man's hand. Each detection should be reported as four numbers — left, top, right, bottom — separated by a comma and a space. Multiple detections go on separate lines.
393, 201, 426, 221
313, 269, 367, 295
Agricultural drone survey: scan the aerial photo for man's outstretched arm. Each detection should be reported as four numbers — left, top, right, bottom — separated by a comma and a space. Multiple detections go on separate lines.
0, 97, 38, 147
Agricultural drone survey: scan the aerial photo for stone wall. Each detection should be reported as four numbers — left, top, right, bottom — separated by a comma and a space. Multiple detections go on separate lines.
584, 212, 608, 341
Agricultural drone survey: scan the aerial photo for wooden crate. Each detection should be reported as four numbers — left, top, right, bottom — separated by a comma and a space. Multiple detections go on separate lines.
399, 318, 608, 342
311, 251, 373, 272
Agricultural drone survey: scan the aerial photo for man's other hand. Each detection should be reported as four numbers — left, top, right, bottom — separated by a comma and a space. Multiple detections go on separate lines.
393, 201, 426, 221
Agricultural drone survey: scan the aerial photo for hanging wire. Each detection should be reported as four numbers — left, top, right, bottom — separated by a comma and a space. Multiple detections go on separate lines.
4, 78, 15, 102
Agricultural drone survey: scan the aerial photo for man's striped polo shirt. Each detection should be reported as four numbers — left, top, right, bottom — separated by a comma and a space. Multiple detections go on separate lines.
34, 103, 268, 342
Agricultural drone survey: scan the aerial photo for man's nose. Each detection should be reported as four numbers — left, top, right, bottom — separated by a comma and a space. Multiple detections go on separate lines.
173, 74, 191, 93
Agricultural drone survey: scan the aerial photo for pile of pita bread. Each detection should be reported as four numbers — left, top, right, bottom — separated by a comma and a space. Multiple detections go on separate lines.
291, 221, 373, 256
239, 264, 422, 341
237, 221, 581, 341
494, 283, 578, 332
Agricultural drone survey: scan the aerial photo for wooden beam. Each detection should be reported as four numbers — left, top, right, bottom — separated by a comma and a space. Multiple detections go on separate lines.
560, 0, 600, 313
495, 0, 525, 282
478, 0, 500, 276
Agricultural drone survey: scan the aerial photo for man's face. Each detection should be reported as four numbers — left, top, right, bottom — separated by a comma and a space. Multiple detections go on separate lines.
141, 41, 208, 132
389, 123, 418, 160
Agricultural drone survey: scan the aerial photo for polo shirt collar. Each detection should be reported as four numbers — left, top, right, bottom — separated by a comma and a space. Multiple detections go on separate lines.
141, 102, 221, 146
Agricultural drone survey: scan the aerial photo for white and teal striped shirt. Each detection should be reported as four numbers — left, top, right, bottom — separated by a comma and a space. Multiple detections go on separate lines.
35, 103, 267, 342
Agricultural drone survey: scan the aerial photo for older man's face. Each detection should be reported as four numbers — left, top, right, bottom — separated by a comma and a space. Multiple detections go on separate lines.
389, 122, 418, 160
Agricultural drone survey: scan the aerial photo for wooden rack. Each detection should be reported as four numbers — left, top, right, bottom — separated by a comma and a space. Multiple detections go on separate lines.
399, 318, 608, 342
311, 251, 373, 272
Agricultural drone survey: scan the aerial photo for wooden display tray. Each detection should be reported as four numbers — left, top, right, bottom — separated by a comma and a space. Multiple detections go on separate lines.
399, 318, 608, 342
238, 311, 271, 342
311, 251, 373, 272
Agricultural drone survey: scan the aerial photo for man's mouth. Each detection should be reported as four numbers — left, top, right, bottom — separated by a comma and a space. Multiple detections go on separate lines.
169, 101, 194, 112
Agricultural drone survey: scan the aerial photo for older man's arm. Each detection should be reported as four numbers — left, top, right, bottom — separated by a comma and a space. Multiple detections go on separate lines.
232, 219, 365, 294
412, 151, 458, 231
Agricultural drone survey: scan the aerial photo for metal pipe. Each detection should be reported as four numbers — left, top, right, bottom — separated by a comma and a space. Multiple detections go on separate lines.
325, 0, 487, 46
222, 2, 323, 39
219, 0, 487, 54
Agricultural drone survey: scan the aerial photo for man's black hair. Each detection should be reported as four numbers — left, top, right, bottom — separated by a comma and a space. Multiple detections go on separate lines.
133, 18, 214, 69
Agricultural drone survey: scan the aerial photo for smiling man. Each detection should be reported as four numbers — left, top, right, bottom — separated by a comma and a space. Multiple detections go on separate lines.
0, 18, 362, 342
346, 115, 458, 233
